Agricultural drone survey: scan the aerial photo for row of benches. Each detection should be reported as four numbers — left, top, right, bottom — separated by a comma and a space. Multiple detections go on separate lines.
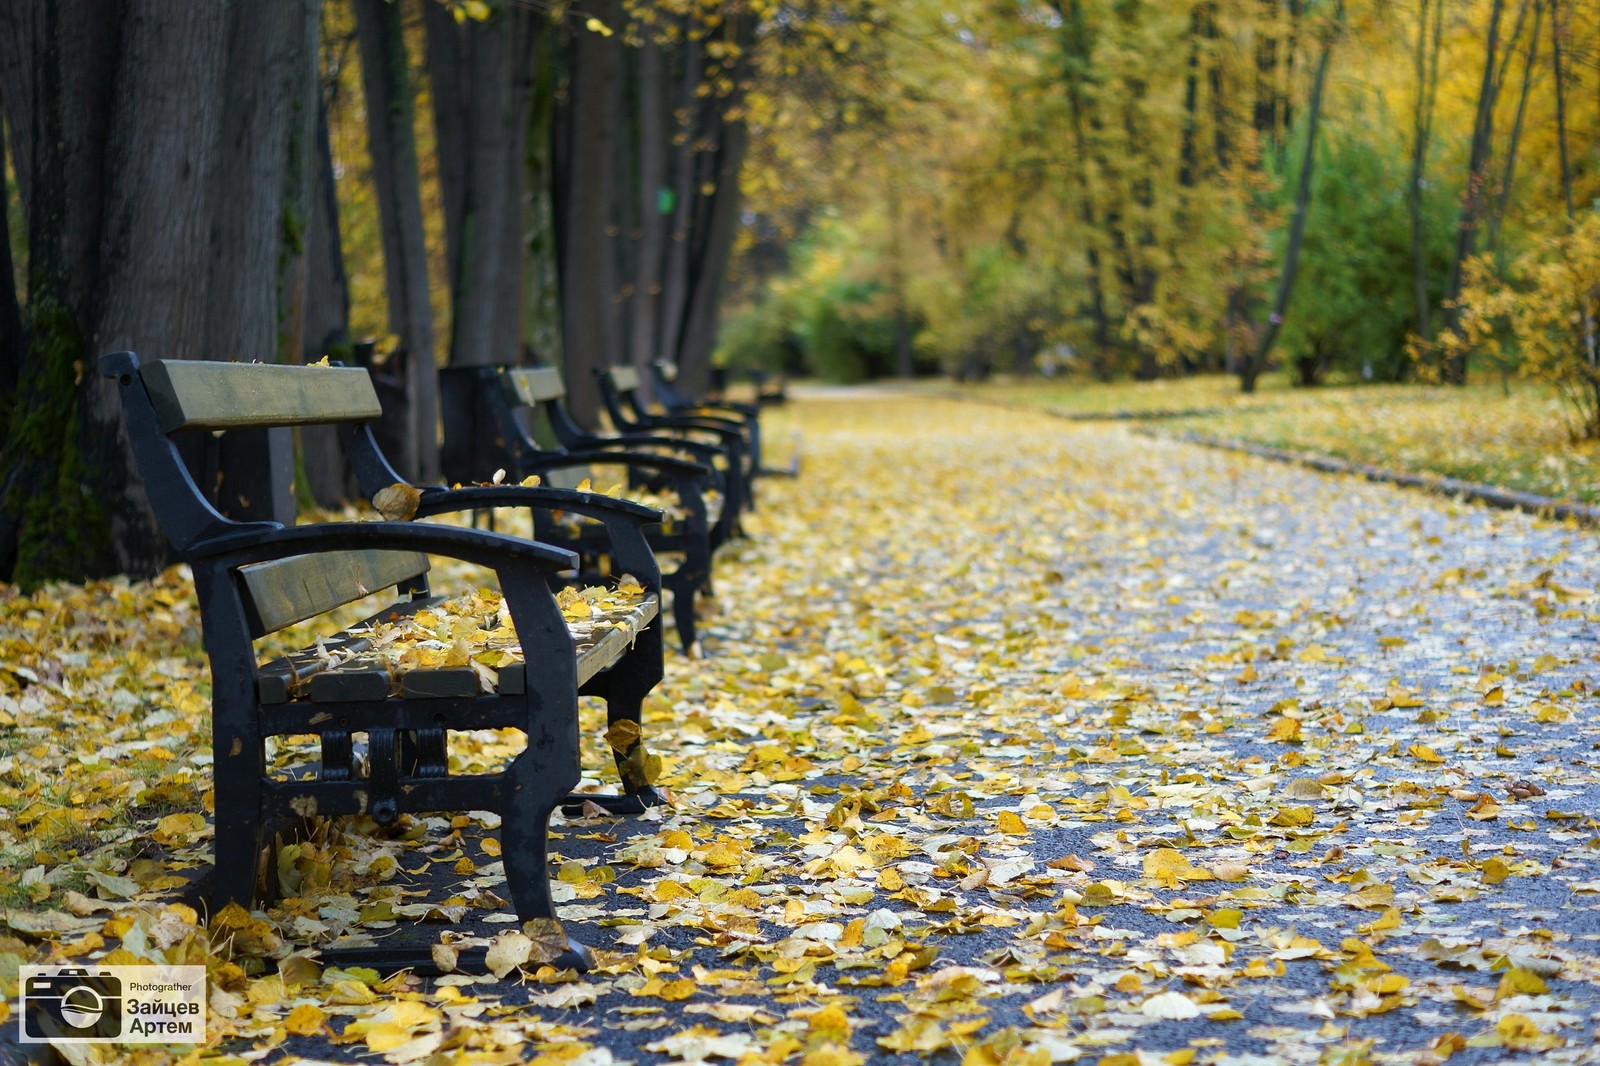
104, 351, 790, 972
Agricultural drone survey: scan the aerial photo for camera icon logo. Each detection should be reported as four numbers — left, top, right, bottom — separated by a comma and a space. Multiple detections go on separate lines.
21, 968, 123, 1042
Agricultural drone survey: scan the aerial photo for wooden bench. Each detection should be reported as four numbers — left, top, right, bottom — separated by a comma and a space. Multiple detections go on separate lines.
596, 364, 755, 515
652, 360, 800, 478
103, 351, 672, 973
437, 365, 733, 653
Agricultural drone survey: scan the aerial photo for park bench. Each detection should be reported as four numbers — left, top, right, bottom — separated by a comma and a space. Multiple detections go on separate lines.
438, 365, 730, 653
652, 361, 800, 478
596, 364, 755, 513
103, 351, 672, 972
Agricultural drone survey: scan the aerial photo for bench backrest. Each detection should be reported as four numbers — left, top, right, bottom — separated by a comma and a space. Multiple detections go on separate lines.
105, 352, 430, 637
503, 366, 567, 406
238, 550, 429, 636
605, 365, 642, 394
141, 358, 383, 432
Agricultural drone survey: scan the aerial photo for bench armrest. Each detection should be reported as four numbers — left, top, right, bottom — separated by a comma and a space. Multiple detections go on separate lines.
188, 520, 579, 573
633, 413, 747, 438
413, 486, 662, 590
517, 449, 712, 480
566, 433, 728, 465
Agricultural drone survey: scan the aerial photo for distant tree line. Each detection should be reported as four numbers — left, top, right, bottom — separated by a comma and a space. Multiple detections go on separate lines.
723, 0, 1599, 418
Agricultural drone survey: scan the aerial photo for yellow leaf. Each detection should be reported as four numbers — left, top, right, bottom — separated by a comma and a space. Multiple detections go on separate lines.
1270, 805, 1315, 827
281, 1003, 327, 1036
1496, 968, 1549, 999
996, 810, 1027, 835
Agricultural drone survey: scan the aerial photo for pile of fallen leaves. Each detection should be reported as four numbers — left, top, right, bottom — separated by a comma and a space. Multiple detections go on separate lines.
5, 395, 1600, 1064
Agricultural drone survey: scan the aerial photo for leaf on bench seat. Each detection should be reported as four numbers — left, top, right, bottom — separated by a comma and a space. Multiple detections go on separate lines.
273, 580, 655, 699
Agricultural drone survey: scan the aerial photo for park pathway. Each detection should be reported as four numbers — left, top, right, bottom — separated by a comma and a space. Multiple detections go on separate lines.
11, 392, 1599, 1065
622, 394, 1600, 1065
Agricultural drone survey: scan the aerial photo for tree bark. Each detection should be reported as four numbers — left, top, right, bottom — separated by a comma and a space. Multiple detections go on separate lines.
1549, 0, 1574, 223
1487, 1, 1542, 256
555, 1, 623, 426
301, 91, 355, 507
0, 106, 21, 401
0, 0, 232, 583
652, 33, 703, 387
629, 37, 668, 383
425, 1, 537, 371
202, 1, 321, 526
355, 0, 439, 481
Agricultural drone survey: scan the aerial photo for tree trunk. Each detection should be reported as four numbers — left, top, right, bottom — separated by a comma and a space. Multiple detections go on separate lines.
301, 91, 355, 507
1549, 0, 1575, 223
0, 107, 21, 401
355, 0, 439, 481
1408, 0, 1442, 343
555, 1, 623, 426
425, 1, 537, 371
1440, 0, 1507, 383
629, 38, 668, 382
1487, 1, 1542, 256
523, 32, 562, 364
654, 33, 702, 383
202, 1, 321, 526
677, 97, 751, 387
0, 0, 231, 584
1241, 12, 1336, 394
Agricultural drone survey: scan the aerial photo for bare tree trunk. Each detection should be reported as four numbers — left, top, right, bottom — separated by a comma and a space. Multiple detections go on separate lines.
1241, 13, 1336, 394
202, 1, 320, 526
1546, 0, 1595, 376
425, 2, 537, 371
354, 0, 439, 481
301, 91, 355, 507
556, 1, 623, 425
653, 33, 702, 382
523, 32, 561, 363
0, 106, 21, 400
1440, 0, 1508, 383
677, 100, 751, 387
1408, 0, 1443, 342
629, 38, 668, 381
1487, 1, 1543, 256
1549, 0, 1575, 222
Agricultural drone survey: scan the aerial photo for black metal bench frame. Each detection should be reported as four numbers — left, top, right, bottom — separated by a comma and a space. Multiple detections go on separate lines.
436, 365, 733, 652
103, 351, 672, 973
596, 364, 755, 517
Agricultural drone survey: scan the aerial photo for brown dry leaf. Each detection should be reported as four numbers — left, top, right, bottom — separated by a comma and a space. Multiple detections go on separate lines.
373, 482, 423, 521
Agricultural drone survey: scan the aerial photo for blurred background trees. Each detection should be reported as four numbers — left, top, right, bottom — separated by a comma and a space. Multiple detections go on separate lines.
723, 0, 1599, 413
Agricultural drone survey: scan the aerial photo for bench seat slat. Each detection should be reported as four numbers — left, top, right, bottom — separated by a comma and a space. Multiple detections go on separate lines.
141, 358, 383, 432
240, 550, 431, 637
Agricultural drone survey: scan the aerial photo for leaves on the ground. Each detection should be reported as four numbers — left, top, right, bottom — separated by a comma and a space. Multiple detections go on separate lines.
3, 396, 1600, 1062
